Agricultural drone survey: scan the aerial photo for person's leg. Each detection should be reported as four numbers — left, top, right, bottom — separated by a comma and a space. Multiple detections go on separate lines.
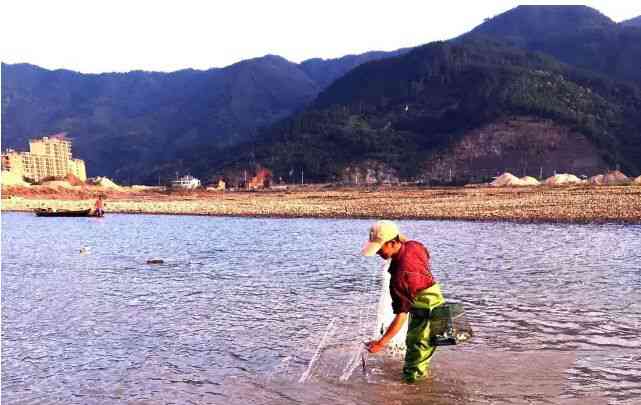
403, 283, 445, 382
403, 316, 435, 382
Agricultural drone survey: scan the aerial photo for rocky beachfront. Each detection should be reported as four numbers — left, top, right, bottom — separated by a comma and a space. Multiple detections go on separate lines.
2, 184, 640, 224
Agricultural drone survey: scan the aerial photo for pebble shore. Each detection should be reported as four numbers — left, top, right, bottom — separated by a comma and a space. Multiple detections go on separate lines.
2, 185, 640, 224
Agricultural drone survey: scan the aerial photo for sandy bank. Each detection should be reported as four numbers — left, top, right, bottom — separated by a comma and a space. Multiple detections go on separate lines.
2, 185, 640, 224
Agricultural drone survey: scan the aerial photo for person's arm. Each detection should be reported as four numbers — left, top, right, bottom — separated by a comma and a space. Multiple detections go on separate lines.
366, 312, 408, 353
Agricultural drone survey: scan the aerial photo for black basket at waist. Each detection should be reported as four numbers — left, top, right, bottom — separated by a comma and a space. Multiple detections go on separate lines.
410, 302, 473, 346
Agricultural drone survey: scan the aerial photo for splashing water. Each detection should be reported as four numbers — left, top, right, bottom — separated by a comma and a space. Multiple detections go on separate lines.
338, 343, 367, 382
298, 318, 337, 383
281, 260, 407, 384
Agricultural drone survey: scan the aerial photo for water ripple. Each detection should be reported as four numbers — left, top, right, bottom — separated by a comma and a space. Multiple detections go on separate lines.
2, 213, 640, 404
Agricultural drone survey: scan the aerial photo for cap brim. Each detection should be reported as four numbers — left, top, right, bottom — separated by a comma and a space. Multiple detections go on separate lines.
361, 234, 408, 256
361, 240, 384, 257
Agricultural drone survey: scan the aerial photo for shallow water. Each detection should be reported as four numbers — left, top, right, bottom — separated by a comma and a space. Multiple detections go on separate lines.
2, 212, 640, 404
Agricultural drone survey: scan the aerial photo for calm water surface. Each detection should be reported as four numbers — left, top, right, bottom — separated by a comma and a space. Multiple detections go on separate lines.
2, 212, 640, 404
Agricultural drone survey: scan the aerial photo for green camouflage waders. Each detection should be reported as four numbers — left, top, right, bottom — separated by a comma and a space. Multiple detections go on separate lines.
403, 283, 445, 382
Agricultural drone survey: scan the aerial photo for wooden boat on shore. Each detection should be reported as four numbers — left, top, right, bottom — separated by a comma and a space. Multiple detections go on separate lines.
34, 208, 103, 217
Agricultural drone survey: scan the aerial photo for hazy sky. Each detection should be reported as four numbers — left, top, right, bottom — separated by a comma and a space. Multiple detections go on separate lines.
1, 1, 640, 74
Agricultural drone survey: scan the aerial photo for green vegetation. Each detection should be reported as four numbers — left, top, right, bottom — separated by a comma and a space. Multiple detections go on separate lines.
3, 6, 641, 184
231, 39, 640, 183
1, 51, 407, 184
467, 5, 641, 84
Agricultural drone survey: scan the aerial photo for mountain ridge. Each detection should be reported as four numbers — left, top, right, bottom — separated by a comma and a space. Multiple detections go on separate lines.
620, 16, 641, 27
3, 5, 641, 184
1, 48, 410, 181
464, 5, 641, 85
232, 37, 641, 184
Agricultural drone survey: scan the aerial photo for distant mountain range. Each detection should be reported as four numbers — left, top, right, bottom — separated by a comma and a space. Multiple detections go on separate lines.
232, 5, 641, 184
464, 5, 641, 84
2, 49, 408, 182
2, 5, 640, 184
238, 38, 641, 184
621, 16, 641, 27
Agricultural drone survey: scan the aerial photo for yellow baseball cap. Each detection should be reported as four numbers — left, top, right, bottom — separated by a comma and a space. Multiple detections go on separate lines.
361, 220, 407, 256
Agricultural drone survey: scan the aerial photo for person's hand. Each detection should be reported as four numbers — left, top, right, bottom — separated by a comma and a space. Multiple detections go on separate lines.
365, 340, 385, 353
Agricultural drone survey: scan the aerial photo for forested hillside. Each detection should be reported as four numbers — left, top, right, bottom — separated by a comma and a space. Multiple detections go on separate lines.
465, 5, 641, 84
3, 5, 640, 185
227, 39, 641, 184
1, 50, 407, 183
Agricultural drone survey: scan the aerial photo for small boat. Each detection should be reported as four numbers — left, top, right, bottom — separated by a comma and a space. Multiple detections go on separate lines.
34, 208, 103, 217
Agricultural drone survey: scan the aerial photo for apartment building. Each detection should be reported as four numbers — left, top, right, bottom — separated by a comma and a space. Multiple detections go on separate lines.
1, 134, 87, 182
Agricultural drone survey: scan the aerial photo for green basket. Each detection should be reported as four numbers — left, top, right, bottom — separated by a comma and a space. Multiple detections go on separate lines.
429, 302, 473, 346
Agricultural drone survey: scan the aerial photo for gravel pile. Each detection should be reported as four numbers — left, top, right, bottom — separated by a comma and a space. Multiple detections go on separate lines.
544, 174, 584, 186
490, 173, 527, 187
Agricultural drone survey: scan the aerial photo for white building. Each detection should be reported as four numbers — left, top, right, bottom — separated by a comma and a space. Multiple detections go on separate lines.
171, 175, 201, 189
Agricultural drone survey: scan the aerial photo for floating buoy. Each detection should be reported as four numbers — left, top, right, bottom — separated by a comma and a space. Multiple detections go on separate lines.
146, 259, 164, 264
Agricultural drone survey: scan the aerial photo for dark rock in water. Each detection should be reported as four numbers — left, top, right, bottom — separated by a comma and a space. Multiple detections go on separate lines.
146, 259, 164, 264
